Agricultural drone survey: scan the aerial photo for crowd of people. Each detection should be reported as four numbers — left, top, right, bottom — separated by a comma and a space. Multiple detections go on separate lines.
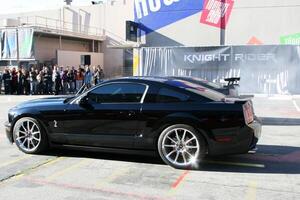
0, 65, 104, 95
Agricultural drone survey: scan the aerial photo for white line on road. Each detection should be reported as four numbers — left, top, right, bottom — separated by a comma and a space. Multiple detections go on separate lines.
292, 100, 300, 112
245, 181, 258, 200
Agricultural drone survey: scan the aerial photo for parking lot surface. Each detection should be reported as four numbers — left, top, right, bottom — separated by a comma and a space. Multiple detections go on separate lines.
0, 95, 300, 200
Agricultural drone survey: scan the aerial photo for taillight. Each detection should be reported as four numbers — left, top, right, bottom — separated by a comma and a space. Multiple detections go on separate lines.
243, 102, 254, 124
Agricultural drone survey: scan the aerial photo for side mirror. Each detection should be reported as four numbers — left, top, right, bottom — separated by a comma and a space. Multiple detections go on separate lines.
79, 95, 89, 106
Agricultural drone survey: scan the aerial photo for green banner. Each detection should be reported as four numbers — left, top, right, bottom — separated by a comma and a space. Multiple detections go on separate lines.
18, 28, 34, 59
280, 33, 300, 45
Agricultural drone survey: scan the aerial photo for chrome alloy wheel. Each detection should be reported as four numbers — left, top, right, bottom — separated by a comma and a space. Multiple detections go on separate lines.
14, 118, 41, 153
161, 128, 200, 167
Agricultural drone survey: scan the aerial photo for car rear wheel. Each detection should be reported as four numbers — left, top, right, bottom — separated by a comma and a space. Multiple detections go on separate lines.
158, 124, 206, 169
13, 117, 48, 154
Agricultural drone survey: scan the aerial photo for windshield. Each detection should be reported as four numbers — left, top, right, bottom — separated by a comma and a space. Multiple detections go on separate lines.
165, 80, 225, 101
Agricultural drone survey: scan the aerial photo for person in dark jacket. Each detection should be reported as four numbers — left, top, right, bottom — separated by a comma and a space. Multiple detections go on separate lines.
2, 68, 11, 94
48, 66, 53, 94
11, 68, 18, 94
98, 67, 105, 83
43, 67, 52, 94
17, 69, 25, 95
0, 71, 2, 94
24, 69, 30, 95
61, 69, 68, 94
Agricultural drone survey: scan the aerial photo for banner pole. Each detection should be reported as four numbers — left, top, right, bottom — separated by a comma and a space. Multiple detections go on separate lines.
16, 28, 20, 67
220, 0, 226, 45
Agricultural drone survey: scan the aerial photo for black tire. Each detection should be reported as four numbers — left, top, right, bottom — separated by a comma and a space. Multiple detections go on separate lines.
13, 117, 48, 154
157, 124, 206, 169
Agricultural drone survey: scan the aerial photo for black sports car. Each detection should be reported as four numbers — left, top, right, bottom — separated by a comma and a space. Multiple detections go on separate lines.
5, 77, 261, 169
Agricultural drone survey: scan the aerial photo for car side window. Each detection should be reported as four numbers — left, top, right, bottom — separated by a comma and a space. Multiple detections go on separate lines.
156, 87, 190, 103
88, 83, 146, 103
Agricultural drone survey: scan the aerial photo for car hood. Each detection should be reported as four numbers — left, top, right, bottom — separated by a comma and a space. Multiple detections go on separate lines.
13, 96, 71, 109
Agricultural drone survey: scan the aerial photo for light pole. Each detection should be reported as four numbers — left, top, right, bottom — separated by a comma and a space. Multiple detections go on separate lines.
220, 0, 226, 45
16, 28, 20, 67
64, 0, 72, 6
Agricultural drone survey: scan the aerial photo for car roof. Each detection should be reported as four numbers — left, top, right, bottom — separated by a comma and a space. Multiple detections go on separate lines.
105, 76, 226, 101
106, 76, 214, 89
109, 76, 175, 83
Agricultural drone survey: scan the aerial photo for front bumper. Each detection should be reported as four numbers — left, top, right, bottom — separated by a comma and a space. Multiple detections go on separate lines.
4, 121, 13, 143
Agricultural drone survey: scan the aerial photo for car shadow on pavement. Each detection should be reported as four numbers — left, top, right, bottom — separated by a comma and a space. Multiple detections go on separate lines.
261, 117, 300, 126
41, 144, 300, 174
200, 144, 300, 174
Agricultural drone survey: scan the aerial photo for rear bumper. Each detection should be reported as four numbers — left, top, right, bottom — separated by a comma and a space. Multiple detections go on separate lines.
4, 121, 13, 143
248, 118, 262, 149
208, 118, 262, 156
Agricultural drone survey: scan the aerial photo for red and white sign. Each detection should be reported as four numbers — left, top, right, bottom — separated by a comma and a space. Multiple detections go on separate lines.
200, 0, 234, 29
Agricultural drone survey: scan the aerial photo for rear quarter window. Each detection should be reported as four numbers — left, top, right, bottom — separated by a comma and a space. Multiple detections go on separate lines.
165, 80, 225, 101
156, 87, 190, 103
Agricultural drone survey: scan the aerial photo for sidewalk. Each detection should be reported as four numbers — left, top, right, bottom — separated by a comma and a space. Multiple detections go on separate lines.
0, 95, 53, 102
241, 93, 300, 99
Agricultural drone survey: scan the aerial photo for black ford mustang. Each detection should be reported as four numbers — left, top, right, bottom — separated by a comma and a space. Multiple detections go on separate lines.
5, 77, 261, 169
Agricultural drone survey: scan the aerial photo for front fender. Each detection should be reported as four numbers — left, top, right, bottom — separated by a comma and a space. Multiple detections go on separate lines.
9, 108, 48, 142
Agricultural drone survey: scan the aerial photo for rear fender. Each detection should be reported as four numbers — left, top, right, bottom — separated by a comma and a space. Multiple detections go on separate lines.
151, 112, 212, 147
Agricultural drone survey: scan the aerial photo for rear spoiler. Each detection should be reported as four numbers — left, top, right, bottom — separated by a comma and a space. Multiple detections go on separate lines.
224, 77, 240, 86
238, 95, 254, 100
221, 97, 248, 104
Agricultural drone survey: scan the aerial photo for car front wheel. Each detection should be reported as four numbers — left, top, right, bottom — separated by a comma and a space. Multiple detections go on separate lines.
13, 117, 48, 154
158, 124, 206, 169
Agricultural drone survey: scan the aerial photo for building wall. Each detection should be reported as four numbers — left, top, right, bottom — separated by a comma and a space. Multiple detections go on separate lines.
227, 0, 300, 45
0, 9, 62, 21
34, 36, 60, 63
57, 50, 103, 68
126, 0, 300, 46
3, 1, 300, 46
34, 35, 92, 63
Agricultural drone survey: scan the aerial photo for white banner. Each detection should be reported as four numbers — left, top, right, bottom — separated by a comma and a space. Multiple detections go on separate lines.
140, 45, 300, 94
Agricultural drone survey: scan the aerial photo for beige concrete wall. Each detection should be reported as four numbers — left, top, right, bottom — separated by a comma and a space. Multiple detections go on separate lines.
102, 39, 124, 78
34, 36, 60, 63
34, 35, 92, 63
57, 50, 103, 68
100, 2, 133, 78
60, 38, 91, 52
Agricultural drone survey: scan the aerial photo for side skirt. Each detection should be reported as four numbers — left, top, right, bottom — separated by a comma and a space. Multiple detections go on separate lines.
50, 143, 157, 157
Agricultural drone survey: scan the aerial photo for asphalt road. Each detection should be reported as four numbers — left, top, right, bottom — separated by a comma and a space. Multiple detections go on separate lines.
0, 95, 299, 200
